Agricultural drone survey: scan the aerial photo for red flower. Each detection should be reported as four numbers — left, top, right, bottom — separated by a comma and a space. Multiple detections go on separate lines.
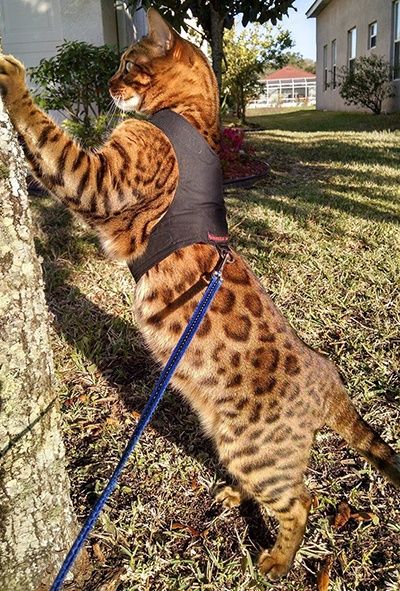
221, 127, 266, 180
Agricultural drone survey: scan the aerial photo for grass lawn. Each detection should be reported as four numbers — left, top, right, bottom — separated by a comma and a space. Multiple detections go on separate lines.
246, 107, 400, 132
31, 107, 399, 591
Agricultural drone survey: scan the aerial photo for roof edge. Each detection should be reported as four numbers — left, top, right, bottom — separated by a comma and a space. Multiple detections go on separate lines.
263, 66, 316, 81
306, 0, 331, 18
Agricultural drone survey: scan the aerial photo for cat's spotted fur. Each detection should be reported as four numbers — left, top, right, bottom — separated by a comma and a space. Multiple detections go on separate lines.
1, 9, 398, 579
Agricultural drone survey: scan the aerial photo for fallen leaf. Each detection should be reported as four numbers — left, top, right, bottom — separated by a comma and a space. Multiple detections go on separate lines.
92, 542, 106, 564
171, 522, 200, 537
171, 521, 191, 533
350, 511, 378, 524
333, 501, 351, 529
317, 555, 333, 591
190, 478, 203, 492
311, 494, 319, 509
171, 522, 208, 538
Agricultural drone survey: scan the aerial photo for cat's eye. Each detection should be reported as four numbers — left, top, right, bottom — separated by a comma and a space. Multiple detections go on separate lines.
125, 61, 134, 73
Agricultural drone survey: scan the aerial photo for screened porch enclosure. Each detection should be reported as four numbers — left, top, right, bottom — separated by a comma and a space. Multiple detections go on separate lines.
262, 77, 316, 106
249, 66, 317, 108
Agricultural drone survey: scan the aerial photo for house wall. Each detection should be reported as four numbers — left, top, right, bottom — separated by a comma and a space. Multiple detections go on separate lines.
0, 0, 118, 69
314, 0, 400, 112
61, 0, 117, 47
115, 2, 135, 50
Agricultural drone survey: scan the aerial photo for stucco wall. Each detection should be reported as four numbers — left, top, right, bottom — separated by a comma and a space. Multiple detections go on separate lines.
314, 0, 399, 112
0, 0, 118, 69
61, 0, 117, 47
60, 0, 116, 45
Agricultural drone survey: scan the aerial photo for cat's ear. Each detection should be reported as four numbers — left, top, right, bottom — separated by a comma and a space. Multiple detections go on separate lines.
147, 8, 174, 53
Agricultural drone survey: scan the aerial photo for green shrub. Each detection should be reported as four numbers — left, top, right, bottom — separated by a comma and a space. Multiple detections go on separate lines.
62, 115, 110, 149
30, 41, 120, 145
338, 55, 394, 115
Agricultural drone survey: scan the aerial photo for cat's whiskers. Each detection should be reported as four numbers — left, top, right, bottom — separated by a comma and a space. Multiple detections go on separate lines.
105, 98, 128, 134
106, 99, 115, 116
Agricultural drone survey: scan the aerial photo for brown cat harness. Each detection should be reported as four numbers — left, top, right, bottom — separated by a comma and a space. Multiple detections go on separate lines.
127, 109, 229, 281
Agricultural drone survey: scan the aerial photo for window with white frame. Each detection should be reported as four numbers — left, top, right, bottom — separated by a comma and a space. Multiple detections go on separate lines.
323, 44, 328, 90
368, 21, 377, 49
394, 1, 400, 79
331, 39, 337, 88
348, 27, 357, 73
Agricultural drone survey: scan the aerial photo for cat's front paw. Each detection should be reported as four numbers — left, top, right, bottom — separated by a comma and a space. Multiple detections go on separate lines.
0, 54, 27, 107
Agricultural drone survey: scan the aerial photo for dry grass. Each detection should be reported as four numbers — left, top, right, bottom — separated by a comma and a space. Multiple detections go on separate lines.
30, 108, 400, 590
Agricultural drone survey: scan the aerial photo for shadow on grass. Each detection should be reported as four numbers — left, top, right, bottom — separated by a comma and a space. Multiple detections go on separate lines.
239, 133, 400, 227
33, 196, 274, 554
230, 179, 400, 228
255, 133, 400, 171
34, 200, 204, 437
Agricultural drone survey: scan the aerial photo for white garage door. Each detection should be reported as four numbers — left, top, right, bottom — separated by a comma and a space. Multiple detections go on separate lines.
0, 0, 63, 68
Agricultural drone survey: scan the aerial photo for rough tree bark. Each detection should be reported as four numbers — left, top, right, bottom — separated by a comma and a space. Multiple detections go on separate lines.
0, 97, 81, 589
209, 2, 225, 95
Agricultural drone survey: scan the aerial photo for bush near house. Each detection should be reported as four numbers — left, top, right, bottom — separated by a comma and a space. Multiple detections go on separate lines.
30, 41, 120, 147
338, 54, 394, 115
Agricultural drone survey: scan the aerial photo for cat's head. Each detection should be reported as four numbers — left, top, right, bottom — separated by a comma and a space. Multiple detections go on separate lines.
109, 8, 218, 119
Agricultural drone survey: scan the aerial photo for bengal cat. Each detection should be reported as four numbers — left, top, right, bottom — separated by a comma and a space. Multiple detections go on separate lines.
1, 8, 399, 580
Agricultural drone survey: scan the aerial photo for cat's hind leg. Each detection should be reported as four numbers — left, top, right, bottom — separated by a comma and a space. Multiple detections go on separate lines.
215, 478, 310, 578
256, 482, 311, 579
215, 484, 250, 508
225, 433, 314, 580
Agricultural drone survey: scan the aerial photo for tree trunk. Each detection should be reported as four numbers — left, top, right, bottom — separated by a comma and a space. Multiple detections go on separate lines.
0, 98, 82, 589
239, 87, 247, 125
209, 3, 224, 97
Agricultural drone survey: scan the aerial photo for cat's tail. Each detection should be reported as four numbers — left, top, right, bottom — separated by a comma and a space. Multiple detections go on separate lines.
325, 381, 400, 488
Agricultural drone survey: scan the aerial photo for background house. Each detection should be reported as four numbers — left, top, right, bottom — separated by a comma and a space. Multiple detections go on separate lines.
0, 1, 205, 72
0, 0, 133, 69
249, 65, 316, 108
307, 0, 400, 112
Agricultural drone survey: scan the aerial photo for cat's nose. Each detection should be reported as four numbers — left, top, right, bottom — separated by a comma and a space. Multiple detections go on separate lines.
108, 79, 119, 96
109, 74, 118, 89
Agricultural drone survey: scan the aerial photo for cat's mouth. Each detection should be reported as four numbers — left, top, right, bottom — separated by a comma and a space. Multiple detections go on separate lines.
112, 93, 143, 112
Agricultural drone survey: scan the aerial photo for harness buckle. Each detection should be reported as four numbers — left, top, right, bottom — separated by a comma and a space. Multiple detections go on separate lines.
214, 246, 234, 277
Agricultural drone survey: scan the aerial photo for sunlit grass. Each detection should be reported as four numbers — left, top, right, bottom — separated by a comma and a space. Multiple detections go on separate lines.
30, 107, 399, 590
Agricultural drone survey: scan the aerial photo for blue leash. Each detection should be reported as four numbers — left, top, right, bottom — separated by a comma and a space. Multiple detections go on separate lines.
51, 249, 231, 590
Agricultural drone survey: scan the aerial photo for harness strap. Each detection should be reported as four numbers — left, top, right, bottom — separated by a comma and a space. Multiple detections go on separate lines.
50, 250, 230, 591
128, 109, 229, 281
